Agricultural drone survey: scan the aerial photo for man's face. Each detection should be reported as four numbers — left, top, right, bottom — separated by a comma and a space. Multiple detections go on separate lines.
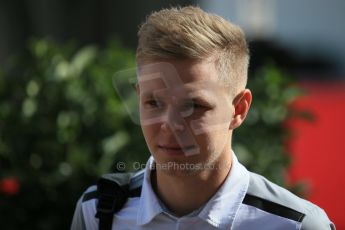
137, 59, 235, 175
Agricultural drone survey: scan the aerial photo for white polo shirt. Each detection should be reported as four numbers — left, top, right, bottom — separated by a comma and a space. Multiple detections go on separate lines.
71, 153, 335, 230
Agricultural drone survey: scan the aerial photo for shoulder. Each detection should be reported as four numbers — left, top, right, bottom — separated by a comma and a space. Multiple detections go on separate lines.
71, 196, 88, 230
70, 170, 145, 230
82, 170, 144, 202
246, 172, 335, 230
71, 185, 98, 230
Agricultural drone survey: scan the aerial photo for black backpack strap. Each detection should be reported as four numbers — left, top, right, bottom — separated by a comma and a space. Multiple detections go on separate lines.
95, 177, 129, 230
95, 171, 143, 230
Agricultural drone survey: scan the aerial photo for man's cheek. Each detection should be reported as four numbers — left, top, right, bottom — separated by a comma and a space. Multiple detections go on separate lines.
190, 118, 230, 135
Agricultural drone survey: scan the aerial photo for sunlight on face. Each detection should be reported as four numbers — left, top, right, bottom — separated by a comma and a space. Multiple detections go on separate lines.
137, 59, 235, 175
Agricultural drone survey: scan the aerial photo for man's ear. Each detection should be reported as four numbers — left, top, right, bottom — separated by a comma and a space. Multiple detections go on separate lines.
230, 89, 252, 130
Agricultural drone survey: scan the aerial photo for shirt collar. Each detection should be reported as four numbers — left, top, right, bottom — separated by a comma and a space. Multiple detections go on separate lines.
136, 157, 163, 225
198, 152, 249, 229
136, 152, 250, 228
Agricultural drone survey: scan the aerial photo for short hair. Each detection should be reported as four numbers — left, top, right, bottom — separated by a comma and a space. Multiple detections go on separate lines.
136, 6, 249, 95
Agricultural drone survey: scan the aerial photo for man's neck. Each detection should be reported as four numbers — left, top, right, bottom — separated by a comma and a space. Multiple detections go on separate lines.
151, 156, 232, 217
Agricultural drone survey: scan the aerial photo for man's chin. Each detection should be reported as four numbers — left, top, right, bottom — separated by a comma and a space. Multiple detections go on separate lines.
157, 166, 203, 177
151, 157, 206, 177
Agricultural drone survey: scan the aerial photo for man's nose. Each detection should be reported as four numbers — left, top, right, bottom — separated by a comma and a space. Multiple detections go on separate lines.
160, 106, 186, 133
159, 106, 200, 156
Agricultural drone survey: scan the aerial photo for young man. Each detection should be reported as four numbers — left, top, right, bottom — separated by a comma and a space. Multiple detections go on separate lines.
71, 6, 335, 230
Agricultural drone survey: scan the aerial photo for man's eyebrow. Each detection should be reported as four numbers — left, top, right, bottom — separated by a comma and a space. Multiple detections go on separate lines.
187, 91, 213, 101
140, 92, 164, 101
140, 92, 152, 98
141, 91, 159, 98
141, 89, 215, 103
187, 96, 214, 106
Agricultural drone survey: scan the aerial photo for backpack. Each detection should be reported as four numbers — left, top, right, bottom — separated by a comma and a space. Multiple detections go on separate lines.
94, 171, 143, 230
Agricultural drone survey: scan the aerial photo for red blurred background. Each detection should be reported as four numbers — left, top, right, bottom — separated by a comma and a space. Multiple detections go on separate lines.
288, 82, 345, 228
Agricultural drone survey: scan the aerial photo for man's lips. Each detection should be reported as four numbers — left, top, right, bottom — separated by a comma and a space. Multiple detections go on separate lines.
158, 145, 195, 150
157, 144, 199, 156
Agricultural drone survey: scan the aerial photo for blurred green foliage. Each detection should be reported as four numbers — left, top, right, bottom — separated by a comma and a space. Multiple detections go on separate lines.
234, 63, 304, 185
0, 39, 304, 229
0, 38, 149, 229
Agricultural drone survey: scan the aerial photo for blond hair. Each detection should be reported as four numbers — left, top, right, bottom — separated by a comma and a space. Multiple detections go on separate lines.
136, 6, 249, 94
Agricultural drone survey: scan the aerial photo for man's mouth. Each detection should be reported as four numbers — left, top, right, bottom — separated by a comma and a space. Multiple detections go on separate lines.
157, 144, 196, 155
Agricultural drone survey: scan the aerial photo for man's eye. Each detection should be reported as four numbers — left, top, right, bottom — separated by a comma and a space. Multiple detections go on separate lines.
193, 103, 206, 109
179, 102, 206, 117
184, 102, 205, 109
145, 100, 163, 108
